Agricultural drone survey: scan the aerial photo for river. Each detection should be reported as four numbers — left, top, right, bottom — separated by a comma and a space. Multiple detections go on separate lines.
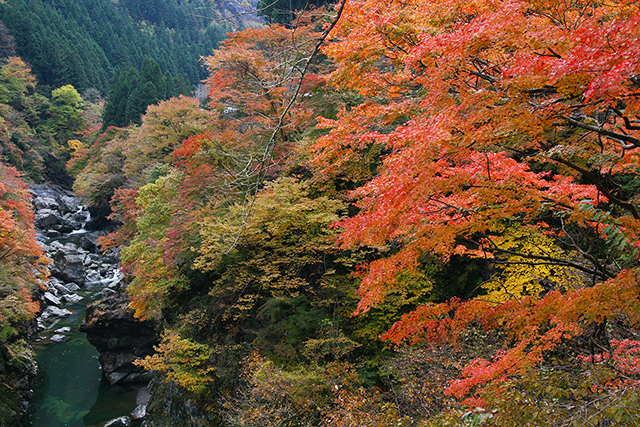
27, 294, 143, 427
27, 185, 145, 427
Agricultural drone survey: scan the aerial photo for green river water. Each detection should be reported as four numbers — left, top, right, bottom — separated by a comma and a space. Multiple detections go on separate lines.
27, 298, 143, 427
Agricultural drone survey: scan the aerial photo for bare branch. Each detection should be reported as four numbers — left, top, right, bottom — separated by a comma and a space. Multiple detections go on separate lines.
550, 155, 640, 220
563, 115, 640, 148
226, 0, 348, 253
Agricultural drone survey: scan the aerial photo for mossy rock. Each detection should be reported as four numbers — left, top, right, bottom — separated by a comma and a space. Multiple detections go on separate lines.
144, 376, 218, 427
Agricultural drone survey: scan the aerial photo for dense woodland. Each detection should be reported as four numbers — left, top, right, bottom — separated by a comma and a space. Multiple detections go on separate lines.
2, 0, 640, 425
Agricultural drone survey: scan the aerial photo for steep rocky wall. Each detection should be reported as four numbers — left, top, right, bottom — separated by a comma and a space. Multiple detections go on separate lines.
81, 293, 158, 385
142, 376, 217, 427
0, 325, 37, 427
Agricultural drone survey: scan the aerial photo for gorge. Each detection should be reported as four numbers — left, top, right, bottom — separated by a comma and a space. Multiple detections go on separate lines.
27, 184, 154, 427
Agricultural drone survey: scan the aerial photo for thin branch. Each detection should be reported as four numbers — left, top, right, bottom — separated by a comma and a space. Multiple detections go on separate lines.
481, 238, 614, 279
613, 108, 640, 130
488, 257, 607, 275
564, 115, 640, 148
226, 0, 348, 253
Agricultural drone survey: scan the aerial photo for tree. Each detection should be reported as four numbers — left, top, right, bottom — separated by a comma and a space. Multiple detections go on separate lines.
0, 56, 77, 184
0, 163, 48, 342
310, 0, 640, 419
135, 330, 216, 394
121, 95, 214, 187
47, 84, 84, 140
0, 22, 16, 60
69, 126, 130, 221
101, 58, 192, 129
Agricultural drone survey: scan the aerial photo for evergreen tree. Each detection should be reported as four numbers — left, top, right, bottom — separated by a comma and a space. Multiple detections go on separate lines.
0, 0, 231, 94
102, 58, 191, 129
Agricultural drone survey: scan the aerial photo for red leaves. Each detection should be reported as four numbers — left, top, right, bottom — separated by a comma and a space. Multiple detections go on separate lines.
0, 164, 48, 329
0, 165, 44, 267
314, 0, 640, 327
381, 268, 640, 399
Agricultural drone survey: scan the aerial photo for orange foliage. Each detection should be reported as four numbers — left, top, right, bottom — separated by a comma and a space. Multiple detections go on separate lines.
312, 0, 640, 406
0, 164, 48, 337
315, 0, 640, 305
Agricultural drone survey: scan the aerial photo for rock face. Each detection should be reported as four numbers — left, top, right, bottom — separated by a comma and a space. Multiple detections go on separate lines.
143, 376, 215, 427
81, 293, 159, 385
0, 332, 37, 427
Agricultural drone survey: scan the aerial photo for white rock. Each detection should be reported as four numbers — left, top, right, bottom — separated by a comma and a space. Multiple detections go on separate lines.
103, 416, 131, 427
66, 283, 81, 292
52, 282, 72, 295
43, 291, 62, 306
41, 306, 72, 319
50, 334, 67, 342
130, 404, 146, 420
62, 294, 83, 304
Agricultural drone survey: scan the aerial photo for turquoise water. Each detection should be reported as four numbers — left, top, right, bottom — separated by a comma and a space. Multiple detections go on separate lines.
27, 300, 143, 427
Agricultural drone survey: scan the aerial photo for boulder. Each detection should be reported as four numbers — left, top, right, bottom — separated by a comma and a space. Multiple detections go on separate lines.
61, 293, 83, 304
79, 232, 101, 253
51, 282, 72, 295
43, 292, 61, 307
130, 404, 147, 420
100, 352, 139, 375
41, 306, 72, 319
51, 252, 85, 284
50, 334, 67, 343
58, 195, 81, 215
106, 372, 128, 384
48, 241, 65, 252
63, 242, 78, 253
65, 283, 81, 292
34, 209, 63, 228
43, 229, 62, 238
85, 270, 102, 285
103, 416, 131, 427
32, 196, 58, 211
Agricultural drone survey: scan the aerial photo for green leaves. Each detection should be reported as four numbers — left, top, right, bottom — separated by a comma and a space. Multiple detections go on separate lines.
578, 202, 640, 264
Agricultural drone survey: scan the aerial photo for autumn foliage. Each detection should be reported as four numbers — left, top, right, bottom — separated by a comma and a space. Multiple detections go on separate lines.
309, 0, 640, 422
0, 164, 47, 341
66, 0, 640, 424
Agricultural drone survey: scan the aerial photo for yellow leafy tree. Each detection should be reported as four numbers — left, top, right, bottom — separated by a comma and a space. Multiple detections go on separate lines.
121, 174, 188, 319
481, 223, 585, 302
135, 330, 215, 394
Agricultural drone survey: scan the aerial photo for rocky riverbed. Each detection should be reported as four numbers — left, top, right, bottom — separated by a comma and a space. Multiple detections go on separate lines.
30, 183, 121, 350
27, 184, 156, 427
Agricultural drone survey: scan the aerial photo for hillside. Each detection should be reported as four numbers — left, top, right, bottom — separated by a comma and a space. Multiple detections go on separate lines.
3, 0, 640, 426
0, 0, 261, 95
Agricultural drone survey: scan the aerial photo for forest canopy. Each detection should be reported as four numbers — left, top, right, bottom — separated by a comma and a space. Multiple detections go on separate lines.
3, 0, 640, 425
